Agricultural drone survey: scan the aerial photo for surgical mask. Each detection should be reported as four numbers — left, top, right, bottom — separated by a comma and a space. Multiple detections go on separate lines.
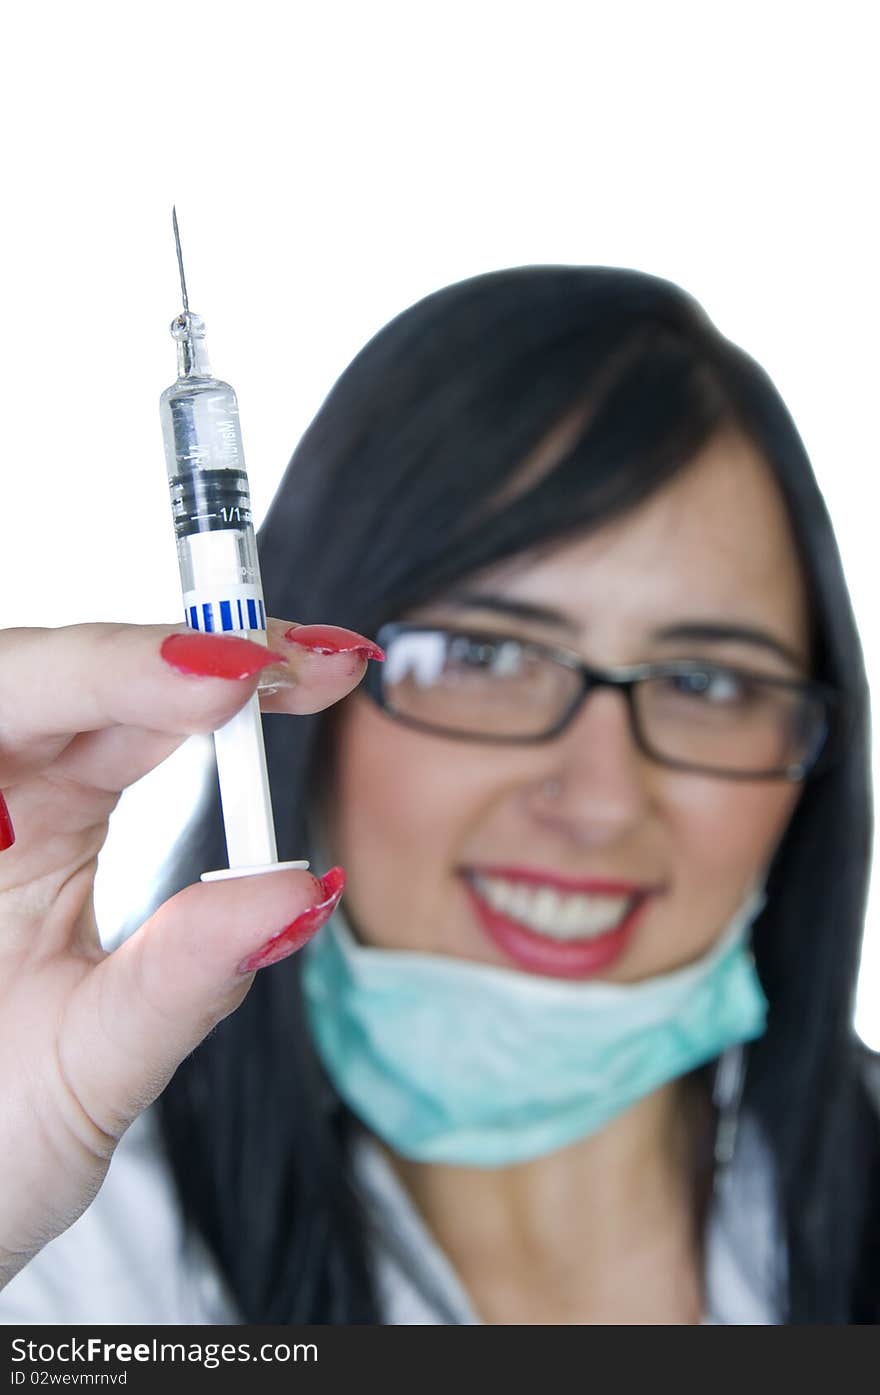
300, 886, 768, 1168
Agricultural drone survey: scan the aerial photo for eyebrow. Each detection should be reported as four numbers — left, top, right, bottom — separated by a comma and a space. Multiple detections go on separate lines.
442, 591, 809, 671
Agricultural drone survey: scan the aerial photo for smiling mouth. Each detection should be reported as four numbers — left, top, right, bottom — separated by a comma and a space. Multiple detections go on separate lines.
467, 872, 641, 940
458, 869, 660, 978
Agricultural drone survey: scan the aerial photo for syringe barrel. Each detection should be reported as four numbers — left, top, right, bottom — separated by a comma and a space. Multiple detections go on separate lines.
159, 370, 280, 869
159, 376, 267, 639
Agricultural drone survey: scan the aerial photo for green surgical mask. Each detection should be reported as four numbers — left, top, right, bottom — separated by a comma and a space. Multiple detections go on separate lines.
301, 887, 768, 1167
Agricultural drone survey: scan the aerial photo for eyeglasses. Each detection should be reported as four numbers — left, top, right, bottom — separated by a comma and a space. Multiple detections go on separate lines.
362, 622, 845, 781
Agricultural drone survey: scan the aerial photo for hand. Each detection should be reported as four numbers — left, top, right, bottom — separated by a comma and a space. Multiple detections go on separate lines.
0, 618, 377, 1286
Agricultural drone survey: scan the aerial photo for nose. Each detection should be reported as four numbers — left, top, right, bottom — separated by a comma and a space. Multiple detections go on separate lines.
527, 685, 653, 843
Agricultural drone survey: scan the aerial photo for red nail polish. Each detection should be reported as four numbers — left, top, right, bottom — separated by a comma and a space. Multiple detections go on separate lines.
237, 866, 347, 974
282, 625, 385, 662
160, 633, 288, 680
0, 792, 14, 851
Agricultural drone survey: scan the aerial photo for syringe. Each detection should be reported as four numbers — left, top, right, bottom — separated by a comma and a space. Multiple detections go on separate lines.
159, 208, 309, 884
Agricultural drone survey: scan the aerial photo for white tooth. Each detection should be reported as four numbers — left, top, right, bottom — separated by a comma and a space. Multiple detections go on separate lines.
558, 895, 592, 933
477, 877, 509, 913
582, 895, 628, 933
510, 885, 534, 920
545, 902, 628, 940
498, 884, 521, 916
531, 887, 561, 930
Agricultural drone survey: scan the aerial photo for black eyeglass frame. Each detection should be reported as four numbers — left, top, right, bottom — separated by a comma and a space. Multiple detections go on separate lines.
363, 621, 847, 782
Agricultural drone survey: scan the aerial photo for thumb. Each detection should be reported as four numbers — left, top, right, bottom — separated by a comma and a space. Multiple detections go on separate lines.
62, 866, 345, 1139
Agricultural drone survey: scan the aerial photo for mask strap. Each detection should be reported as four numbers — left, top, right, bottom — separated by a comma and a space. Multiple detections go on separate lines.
711, 1041, 747, 1194
710, 874, 768, 1191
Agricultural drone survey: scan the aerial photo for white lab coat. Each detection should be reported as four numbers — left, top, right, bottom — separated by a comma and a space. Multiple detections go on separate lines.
0, 1102, 782, 1324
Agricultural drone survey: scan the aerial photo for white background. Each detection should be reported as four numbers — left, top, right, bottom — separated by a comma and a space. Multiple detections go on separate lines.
2, 2, 877, 1045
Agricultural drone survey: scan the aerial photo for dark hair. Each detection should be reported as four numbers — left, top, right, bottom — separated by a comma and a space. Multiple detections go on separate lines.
145, 265, 879, 1324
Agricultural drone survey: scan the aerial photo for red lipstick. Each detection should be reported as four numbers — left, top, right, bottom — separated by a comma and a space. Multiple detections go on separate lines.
459, 867, 663, 979
464, 864, 660, 896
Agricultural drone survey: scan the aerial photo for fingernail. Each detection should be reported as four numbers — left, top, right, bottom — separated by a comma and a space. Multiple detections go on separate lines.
237, 866, 347, 974
161, 633, 288, 680
256, 670, 298, 695
0, 792, 14, 851
282, 625, 385, 662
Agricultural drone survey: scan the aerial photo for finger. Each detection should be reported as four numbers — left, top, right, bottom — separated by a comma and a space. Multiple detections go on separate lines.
0, 623, 286, 787
58, 864, 346, 1142
33, 723, 189, 799
1, 620, 384, 797
257, 620, 385, 716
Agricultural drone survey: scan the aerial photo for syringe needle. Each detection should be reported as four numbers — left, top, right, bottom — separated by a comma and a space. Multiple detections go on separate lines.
172, 205, 189, 314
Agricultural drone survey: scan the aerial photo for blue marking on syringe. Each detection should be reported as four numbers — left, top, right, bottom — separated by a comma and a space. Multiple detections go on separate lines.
185, 596, 267, 632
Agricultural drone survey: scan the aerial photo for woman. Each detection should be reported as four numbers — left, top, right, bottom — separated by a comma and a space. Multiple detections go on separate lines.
0, 265, 877, 1324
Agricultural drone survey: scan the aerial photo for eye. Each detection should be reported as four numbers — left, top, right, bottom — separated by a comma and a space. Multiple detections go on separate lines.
447, 636, 527, 675
663, 666, 753, 704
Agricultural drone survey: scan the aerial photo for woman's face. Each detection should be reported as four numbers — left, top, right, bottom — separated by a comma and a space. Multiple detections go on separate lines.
323, 428, 812, 982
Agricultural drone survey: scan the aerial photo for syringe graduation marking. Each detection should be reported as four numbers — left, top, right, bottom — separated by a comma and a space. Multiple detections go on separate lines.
169, 467, 252, 536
